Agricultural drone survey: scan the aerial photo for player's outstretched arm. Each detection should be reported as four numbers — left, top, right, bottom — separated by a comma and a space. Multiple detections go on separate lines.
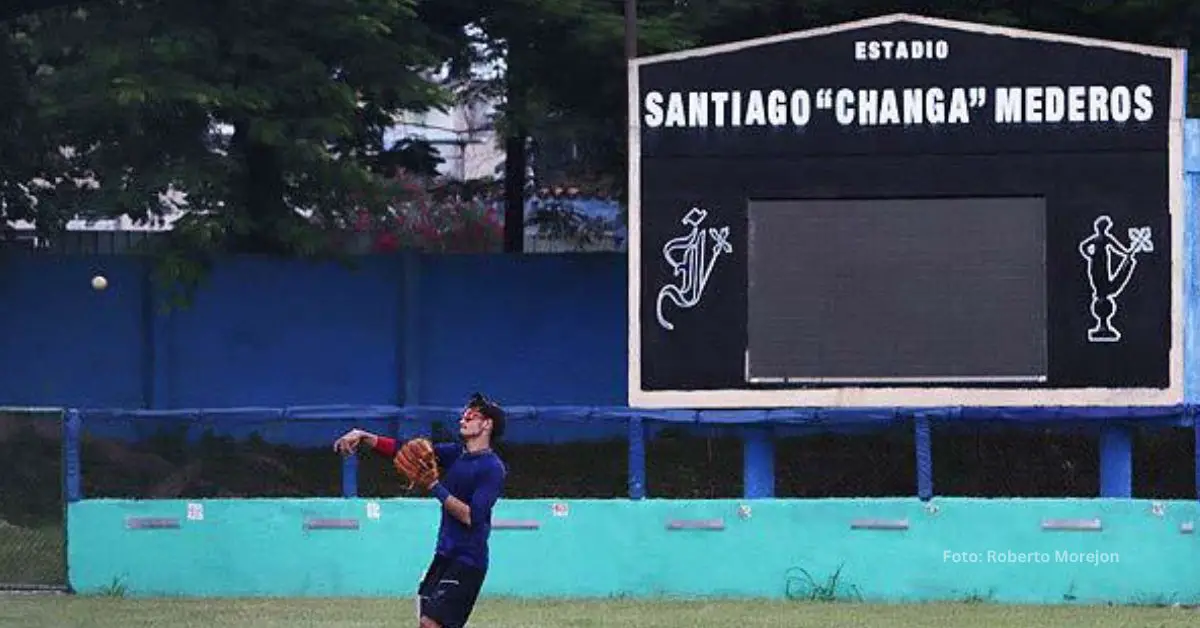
332, 429, 401, 457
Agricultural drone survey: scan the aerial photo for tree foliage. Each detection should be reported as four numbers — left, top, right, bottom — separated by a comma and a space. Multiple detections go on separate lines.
1, 0, 473, 292
1, 0, 1196, 269
464, 0, 696, 187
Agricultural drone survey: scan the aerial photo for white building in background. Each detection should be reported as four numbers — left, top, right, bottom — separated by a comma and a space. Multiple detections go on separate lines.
386, 99, 505, 182
387, 34, 507, 182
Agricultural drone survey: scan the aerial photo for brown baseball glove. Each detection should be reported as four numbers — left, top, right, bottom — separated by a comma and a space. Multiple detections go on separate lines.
393, 437, 438, 491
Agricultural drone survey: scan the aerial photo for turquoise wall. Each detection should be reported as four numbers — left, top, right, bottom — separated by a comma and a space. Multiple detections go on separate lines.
68, 497, 1200, 604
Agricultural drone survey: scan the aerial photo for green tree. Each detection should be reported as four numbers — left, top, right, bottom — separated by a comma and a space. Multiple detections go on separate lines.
438, 0, 693, 207
3, 0, 469, 290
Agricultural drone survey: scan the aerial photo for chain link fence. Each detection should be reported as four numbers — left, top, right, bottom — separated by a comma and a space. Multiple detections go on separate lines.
78, 410, 392, 500
74, 409, 636, 501
771, 420, 1195, 500
69, 408, 1198, 502
0, 408, 66, 591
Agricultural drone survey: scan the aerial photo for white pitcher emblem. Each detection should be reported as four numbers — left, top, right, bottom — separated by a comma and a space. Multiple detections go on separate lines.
656, 207, 732, 331
1078, 215, 1153, 343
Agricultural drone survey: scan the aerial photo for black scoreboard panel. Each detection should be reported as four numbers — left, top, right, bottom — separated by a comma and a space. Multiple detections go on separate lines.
629, 15, 1185, 408
747, 197, 1048, 384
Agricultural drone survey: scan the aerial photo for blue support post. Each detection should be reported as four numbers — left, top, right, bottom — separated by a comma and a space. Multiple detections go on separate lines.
1194, 413, 1200, 502
342, 454, 359, 498
1182, 118, 1198, 499
63, 409, 82, 502
914, 413, 933, 501
743, 425, 775, 499
1099, 425, 1133, 498
628, 416, 646, 499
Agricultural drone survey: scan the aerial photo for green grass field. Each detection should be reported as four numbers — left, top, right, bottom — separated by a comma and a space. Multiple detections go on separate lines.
1, 597, 1197, 628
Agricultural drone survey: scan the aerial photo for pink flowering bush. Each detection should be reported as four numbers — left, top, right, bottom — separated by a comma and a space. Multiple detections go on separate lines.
346, 171, 626, 254
354, 170, 504, 254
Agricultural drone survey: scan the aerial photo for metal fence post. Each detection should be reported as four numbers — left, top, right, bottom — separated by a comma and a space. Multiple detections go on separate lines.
341, 452, 359, 498
63, 409, 82, 503
914, 412, 934, 501
628, 416, 646, 499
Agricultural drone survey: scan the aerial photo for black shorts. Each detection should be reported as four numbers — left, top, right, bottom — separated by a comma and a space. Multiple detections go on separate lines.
416, 555, 486, 628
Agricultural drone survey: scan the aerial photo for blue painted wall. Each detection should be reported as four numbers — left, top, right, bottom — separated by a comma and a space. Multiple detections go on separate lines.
0, 253, 627, 411
0, 256, 147, 407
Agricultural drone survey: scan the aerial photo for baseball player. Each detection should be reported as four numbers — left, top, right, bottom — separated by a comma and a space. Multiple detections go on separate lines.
333, 392, 507, 628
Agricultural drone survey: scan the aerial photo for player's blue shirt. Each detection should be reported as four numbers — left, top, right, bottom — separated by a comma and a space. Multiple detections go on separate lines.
433, 442, 507, 571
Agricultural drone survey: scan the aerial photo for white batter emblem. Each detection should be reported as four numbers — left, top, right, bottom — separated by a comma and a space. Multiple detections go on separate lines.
1078, 215, 1153, 343
656, 207, 732, 331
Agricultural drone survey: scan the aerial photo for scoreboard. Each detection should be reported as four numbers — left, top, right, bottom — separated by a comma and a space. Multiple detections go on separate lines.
627, 14, 1187, 409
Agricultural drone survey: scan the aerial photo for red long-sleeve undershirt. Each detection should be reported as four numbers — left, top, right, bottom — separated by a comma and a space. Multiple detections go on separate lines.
372, 436, 398, 457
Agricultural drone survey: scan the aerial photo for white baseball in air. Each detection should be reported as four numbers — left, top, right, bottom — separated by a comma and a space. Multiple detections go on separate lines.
91, 275, 108, 290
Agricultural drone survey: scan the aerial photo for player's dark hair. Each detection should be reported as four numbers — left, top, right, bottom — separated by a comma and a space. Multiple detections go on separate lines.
468, 392, 506, 444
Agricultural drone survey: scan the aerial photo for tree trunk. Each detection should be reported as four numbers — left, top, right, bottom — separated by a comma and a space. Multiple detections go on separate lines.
230, 121, 291, 254
503, 134, 526, 253
503, 34, 527, 253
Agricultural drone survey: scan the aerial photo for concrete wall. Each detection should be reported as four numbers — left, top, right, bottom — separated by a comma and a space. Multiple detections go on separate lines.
68, 497, 1200, 604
